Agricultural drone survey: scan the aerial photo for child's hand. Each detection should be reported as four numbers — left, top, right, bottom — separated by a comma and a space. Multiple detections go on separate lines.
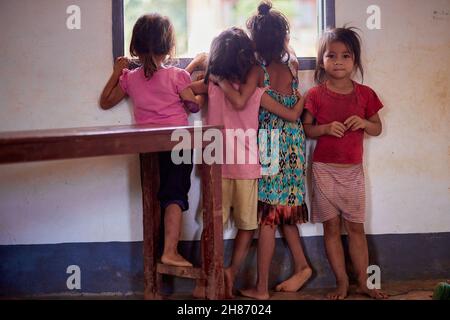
192, 53, 208, 69
344, 116, 367, 131
185, 53, 208, 74
292, 91, 304, 117
114, 56, 129, 75
195, 73, 206, 81
325, 121, 346, 138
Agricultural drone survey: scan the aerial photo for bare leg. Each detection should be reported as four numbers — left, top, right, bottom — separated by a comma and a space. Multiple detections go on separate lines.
275, 224, 312, 292
240, 224, 276, 300
323, 216, 349, 300
161, 204, 193, 267
344, 220, 388, 299
225, 229, 255, 298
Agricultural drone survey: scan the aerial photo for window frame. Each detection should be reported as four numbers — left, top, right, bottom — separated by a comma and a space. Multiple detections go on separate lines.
112, 0, 335, 70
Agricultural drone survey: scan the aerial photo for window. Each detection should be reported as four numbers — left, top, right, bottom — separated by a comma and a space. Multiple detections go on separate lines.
112, 0, 335, 70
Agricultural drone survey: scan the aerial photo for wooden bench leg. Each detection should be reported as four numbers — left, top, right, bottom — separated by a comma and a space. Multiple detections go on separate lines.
140, 154, 224, 299
201, 162, 225, 299
140, 153, 162, 300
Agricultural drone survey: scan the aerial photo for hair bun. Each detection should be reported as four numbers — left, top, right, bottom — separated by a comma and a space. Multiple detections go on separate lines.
258, 1, 272, 15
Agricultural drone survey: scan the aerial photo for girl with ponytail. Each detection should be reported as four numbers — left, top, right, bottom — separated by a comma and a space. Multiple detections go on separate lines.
99, 13, 203, 268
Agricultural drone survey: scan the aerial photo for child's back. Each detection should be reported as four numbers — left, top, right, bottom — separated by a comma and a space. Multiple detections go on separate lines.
189, 25, 306, 299
119, 66, 193, 125
207, 82, 264, 179
260, 61, 296, 95
99, 13, 202, 268
257, 58, 307, 219
237, 1, 312, 300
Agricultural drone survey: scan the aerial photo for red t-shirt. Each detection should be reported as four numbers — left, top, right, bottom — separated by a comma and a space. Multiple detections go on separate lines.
305, 81, 383, 164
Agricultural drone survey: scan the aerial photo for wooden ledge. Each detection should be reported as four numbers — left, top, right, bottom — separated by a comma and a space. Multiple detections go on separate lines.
0, 123, 222, 164
156, 263, 205, 279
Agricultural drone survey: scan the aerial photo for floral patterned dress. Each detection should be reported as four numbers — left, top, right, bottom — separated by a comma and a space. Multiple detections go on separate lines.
258, 62, 308, 225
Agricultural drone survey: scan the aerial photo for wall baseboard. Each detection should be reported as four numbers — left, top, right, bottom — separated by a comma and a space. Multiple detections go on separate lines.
1, 232, 449, 297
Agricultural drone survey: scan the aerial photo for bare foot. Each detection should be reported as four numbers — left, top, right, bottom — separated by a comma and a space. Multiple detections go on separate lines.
161, 253, 193, 267
224, 268, 235, 299
192, 281, 206, 299
356, 286, 389, 299
326, 280, 349, 300
239, 288, 270, 300
275, 267, 312, 292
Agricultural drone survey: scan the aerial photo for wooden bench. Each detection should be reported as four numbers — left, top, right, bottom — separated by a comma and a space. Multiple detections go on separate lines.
0, 124, 224, 299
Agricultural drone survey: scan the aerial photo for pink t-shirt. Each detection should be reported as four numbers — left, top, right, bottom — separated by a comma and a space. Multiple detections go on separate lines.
207, 83, 265, 179
119, 66, 192, 125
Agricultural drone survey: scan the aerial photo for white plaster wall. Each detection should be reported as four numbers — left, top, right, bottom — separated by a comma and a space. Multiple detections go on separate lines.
0, 0, 449, 245
0, 0, 143, 244
333, 0, 450, 235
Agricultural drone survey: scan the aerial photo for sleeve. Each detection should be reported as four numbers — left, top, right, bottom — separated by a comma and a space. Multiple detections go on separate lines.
118, 69, 130, 94
174, 69, 192, 94
304, 87, 318, 117
364, 87, 384, 119
254, 87, 267, 105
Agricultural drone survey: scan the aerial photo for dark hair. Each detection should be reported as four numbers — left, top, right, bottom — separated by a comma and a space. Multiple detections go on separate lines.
204, 27, 256, 84
314, 27, 364, 84
129, 14, 175, 79
246, 1, 290, 65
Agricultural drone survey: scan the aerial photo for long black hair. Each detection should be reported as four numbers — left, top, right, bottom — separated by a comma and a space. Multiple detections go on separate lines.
246, 1, 290, 65
204, 27, 256, 84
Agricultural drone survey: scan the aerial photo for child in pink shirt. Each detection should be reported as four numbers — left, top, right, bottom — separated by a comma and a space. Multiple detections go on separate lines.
99, 14, 203, 268
210, 3, 312, 300
118, 65, 198, 125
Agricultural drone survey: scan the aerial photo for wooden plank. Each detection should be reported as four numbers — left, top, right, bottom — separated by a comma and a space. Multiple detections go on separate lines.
156, 264, 205, 279
0, 124, 225, 300
0, 124, 217, 142
201, 162, 225, 300
0, 124, 218, 164
141, 153, 161, 300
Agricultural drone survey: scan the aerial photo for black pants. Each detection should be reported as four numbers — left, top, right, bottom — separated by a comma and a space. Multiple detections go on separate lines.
157, 150, 193, 211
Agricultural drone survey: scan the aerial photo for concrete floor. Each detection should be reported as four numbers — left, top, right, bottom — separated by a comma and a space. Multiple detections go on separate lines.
7, 279, 446, 300
169, 279, 445, 300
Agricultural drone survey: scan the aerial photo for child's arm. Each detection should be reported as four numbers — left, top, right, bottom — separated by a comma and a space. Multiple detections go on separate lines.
344, 113, 382, 136
260, 91, 304, 122
99, 57, 129, 109
287, 45, 299, 77
180, 87, 205, 113
188, 79, 208, 113
185, 53, 208, 74
303, 110, 347, 138
189, 79, 208, 95
215, 66, 260, 109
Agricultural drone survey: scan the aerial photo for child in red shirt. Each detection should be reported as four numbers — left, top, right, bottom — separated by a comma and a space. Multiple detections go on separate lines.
303, 27, 388, 299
